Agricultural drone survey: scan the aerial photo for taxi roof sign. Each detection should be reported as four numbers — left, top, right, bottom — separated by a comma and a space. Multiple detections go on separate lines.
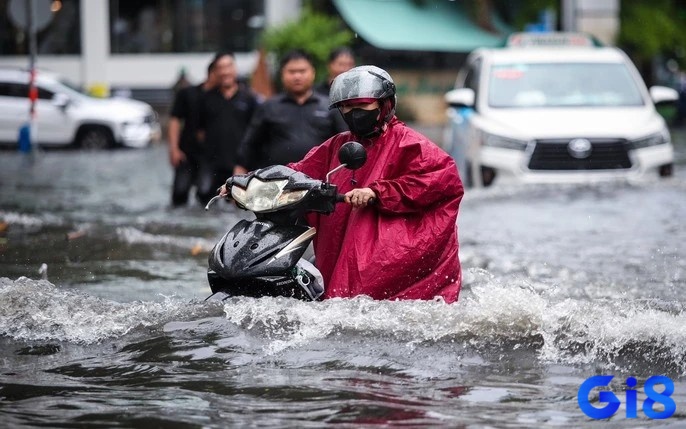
506, 32, 597, 48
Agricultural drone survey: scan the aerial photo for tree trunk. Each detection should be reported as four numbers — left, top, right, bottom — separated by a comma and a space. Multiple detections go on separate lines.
475, 0, 497, 33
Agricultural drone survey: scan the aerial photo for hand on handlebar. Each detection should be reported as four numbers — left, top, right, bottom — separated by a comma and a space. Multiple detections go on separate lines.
205, 178, 234, 211
218, 175, 236, 199
344, 187, 377, 209
218, 184, 229, 198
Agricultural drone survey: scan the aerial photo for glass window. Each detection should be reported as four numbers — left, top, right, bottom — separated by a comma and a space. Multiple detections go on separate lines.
0, 83, 10, 96
0, 0, 81, 55
488, 63, 646, 108
109, 0, 265, 54
37, 86, 54, 99
0, 82, 29, 98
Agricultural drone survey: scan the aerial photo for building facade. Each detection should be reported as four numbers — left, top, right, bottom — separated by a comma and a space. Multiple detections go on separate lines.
0, 0, 300, 94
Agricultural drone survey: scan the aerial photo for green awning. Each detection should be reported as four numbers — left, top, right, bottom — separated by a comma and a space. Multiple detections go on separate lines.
333, 0, 505, 52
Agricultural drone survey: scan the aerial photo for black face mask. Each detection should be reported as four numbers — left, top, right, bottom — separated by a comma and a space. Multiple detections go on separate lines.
342, 108, 380, 138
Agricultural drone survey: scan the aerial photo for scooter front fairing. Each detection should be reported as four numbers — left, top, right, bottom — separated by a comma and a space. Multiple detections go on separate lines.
207, 219, 321, 299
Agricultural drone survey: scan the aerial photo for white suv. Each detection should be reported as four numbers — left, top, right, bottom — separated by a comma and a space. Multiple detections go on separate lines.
444, 32, 677, 187
0, 68, 160, 149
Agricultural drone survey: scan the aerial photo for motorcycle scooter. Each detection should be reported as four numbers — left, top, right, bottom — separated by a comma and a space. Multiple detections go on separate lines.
204, 141, 367, 301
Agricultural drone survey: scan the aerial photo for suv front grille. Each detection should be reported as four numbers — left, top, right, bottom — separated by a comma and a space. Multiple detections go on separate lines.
528, 139, 632, 171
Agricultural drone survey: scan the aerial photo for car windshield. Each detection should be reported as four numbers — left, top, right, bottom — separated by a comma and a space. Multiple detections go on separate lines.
488, 63, 645, 108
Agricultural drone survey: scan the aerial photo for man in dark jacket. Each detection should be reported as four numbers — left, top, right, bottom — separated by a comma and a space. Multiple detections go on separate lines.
198, 52, 259, 199
234, 49, 347, 173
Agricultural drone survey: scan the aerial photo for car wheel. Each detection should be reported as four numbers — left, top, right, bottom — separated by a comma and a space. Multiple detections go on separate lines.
76, 126, 114, 150
464, 162, 496, 187
659, 163, 673, 177
481, 166, 496, 186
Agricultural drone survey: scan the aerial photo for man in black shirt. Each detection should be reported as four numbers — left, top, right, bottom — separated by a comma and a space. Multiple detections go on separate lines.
198, 52, 259, 196
167, 55, 222, 207
235, 49, 347, 173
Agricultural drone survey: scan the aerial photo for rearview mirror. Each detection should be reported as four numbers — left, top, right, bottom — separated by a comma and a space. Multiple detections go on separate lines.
444, 88, 475, 108
649, 86, 679, 106
338, 141, 367, 170
52, 93, 71, 110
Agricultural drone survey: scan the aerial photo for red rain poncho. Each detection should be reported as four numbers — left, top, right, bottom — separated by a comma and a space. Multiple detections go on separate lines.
288, 118, 464, 303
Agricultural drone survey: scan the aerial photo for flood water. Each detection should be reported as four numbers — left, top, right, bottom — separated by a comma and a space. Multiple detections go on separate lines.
1, 128, 686, 428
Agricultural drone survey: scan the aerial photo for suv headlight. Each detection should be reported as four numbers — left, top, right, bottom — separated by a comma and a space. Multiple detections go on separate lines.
231, 178, 308, 212
480, 131, 530, 151
629, 131, 669, 149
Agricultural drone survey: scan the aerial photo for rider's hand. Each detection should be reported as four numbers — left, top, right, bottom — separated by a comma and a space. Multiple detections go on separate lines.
218, 176, 235, 200
218, 184, 229, 198
345, 187, 376, 209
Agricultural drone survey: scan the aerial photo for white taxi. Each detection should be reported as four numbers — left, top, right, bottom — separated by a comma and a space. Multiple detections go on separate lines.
444, 32, 677, 187
0, 68, 160, 149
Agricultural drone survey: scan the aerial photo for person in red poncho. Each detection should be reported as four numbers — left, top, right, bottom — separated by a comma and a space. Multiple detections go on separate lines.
221, 65, 464, 303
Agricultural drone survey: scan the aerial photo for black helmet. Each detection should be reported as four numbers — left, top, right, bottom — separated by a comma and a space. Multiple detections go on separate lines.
329, 66, 396, 108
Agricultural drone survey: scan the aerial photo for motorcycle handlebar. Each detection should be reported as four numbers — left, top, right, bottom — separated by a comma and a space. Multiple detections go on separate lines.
205, 194, 223, 211
207, 188, 376, 212
336, 194, 377, 205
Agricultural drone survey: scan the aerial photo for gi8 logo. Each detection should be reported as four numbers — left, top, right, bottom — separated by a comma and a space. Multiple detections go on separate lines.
578, 375, 676, 419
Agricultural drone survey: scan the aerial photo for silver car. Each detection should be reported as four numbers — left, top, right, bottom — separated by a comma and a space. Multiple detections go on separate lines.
0, 68, 160, 149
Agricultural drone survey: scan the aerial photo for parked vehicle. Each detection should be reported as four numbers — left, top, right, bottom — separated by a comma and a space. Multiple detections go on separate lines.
204, 141, 367, 301
444, 32, 678, 187
0, 68, 160, 149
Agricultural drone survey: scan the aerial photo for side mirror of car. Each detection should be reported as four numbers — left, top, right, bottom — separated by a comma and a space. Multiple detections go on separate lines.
649, 86, 679, 106
445, 88, 475, 108
52, 93, 71, 110
338, 141, 367, 170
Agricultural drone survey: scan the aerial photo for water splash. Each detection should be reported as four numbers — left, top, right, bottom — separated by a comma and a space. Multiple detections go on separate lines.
219, 268, 686, 373
0, 210, 63, 228
539, 297, 686, 371
221, 269, 545, 356
3, 270, 686, 374
0, 277, 214, 344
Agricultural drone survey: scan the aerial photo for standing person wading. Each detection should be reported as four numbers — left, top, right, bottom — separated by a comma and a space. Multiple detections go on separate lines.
167, 55, 222, 207
198, 52, 259, 198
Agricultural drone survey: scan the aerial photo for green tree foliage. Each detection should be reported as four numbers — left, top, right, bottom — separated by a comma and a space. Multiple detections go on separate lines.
493, 0, 557, 32
618, 0, 686, 67
260, 8, 354, 83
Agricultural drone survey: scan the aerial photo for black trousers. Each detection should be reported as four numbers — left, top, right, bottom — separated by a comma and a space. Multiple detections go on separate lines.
171, 153, 215, 207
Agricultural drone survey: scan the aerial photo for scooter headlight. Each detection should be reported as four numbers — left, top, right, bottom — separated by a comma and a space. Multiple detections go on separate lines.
276, 189, 308, 207
231, 179, 308, 212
